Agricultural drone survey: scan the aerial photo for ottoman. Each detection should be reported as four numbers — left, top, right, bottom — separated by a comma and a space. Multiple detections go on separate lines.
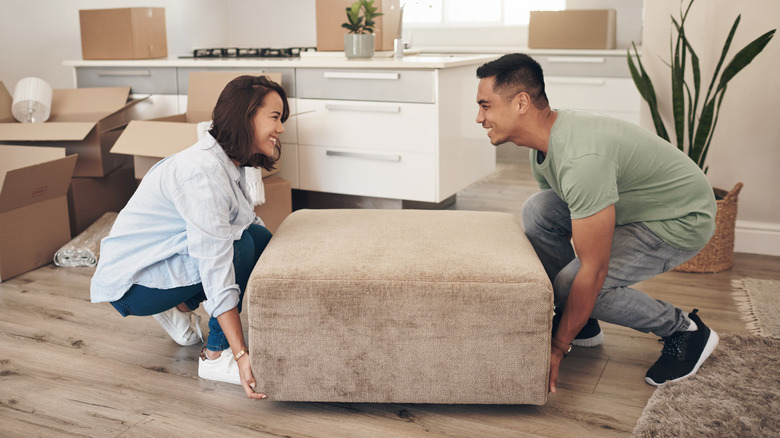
247, 209, 553, 404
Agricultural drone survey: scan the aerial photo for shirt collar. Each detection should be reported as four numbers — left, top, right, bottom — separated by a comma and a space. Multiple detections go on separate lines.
198, 131, 241, 181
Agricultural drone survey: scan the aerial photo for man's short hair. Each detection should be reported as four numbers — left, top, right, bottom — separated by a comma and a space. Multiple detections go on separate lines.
476, 53, 549, 109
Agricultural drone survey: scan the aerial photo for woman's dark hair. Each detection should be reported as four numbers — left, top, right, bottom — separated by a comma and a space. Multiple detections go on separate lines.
209, 75, 290, 170
476, 53, 549, 109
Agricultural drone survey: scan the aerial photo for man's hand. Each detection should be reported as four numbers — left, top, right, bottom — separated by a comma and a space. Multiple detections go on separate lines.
549, 347, 566, 393
548, 204, 615, 394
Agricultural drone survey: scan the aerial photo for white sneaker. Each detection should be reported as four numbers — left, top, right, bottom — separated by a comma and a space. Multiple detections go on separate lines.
198, 347, 241, 385
152, 307, 203, 346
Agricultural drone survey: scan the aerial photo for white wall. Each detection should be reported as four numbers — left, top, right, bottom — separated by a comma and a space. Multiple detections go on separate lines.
2, 0, 778, 255
226, 0, 316, 48
641, 0, 780, 255
0, 0, 227, 89
405, 0, 644, 51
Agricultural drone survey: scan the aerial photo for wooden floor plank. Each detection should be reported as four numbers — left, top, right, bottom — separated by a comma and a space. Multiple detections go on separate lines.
1, 158, 777, 437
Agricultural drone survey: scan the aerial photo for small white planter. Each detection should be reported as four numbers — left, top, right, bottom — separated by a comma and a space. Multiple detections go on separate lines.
344, 33, 375, 58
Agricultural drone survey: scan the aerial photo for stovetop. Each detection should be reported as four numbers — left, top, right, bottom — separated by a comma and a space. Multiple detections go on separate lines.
182, 47, 317, 59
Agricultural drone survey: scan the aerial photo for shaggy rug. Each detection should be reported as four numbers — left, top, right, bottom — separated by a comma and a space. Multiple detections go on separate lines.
632, 277, 780, 437
632, 333, 780, 437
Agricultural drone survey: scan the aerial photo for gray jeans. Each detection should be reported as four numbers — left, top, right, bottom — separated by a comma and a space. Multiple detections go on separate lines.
521, 190, 701, 337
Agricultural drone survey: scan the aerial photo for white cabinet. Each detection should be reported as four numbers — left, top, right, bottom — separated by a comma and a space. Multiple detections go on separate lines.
294, 65, 493, 204
545, 77, 640, 124
296, 99, 437, 152
533, 54, 641, 124
295, 98, 439, 201
68, 57, 497, 205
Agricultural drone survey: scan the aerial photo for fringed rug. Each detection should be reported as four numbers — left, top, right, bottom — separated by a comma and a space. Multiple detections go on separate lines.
632, 334, 780, 437
731, 278, 780, 339
633, 277, 780, 437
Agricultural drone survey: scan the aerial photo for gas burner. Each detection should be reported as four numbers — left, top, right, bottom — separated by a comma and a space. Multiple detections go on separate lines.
191, 47, 316, 59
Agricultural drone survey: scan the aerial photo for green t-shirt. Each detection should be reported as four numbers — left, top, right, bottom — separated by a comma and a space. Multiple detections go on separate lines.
530, 110, 716, 250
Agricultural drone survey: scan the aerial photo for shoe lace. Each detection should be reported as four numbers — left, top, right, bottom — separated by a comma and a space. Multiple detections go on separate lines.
659, 331, 689, 360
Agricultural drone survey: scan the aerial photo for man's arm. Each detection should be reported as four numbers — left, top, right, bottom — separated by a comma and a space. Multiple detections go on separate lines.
549, 204, 615, 392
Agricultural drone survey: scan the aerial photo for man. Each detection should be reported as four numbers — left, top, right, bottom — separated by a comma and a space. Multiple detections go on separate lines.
475, 53, 719, 393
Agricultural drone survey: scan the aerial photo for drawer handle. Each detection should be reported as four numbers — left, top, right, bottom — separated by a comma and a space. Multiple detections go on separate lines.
546, 57, 606, 64
98, 70, 152, 77
325, 103, 401, 113
326, 150, 401, 162
546, 77, 607, 86
323, 71, 400, 80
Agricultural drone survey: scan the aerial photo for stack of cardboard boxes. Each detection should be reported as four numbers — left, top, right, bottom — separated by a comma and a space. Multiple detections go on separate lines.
0, 8, 292, 282
0, 82, 142, 281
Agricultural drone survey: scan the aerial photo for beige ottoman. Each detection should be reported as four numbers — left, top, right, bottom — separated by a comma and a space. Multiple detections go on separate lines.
247, 209, 553, 404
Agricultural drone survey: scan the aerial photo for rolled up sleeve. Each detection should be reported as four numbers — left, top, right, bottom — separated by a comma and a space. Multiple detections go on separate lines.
170, 169, 242, 318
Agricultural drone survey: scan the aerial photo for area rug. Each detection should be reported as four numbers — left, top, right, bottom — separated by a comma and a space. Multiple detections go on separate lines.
632, 333, 780, 437
731, 278, 780, 339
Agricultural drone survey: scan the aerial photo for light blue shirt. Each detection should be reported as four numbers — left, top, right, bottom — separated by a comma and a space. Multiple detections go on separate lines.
90, 133, 263, 318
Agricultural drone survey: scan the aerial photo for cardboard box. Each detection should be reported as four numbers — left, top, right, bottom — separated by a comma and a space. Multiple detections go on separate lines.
0, 82, 144, 177
254, 176, 292, 234
528, 9, 616, 50
0, 146, 77, 282
315, 0, 402, 52
68, 165, 137, 237
79, 7, 167, 60
111, 71, 282, 180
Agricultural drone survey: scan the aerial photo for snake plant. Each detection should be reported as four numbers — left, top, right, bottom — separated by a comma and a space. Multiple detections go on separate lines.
627, 0, 775, 174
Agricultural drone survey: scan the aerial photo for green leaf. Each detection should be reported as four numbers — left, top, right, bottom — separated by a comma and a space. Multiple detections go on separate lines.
627, 44, 670, 142
718, 29, 776, 91
691, 95, 717, 165
698, 89, 727, 170
671, 18, 686, 149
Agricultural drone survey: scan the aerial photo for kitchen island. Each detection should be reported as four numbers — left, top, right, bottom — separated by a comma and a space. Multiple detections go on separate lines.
64, 54, 500, 208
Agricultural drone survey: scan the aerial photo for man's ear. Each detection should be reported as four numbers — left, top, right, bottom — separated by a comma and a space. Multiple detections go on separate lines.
514, 92, 532, 114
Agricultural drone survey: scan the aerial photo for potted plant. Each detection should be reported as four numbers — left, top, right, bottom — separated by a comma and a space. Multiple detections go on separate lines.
627, 0, 775, 272
342, 0, 383, 58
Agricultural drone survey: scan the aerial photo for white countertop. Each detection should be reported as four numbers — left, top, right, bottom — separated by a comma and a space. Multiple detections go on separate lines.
63, 53, 501, 69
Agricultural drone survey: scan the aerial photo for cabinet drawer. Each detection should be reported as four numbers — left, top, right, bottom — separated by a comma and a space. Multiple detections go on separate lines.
126, 94, 181, 120
296, 69, 435, 103
176, 67, 296, 97
280, 97, 298, 144
299, 145, 437, 202
75, 67, 178, 94
545, 77, 640, 113
297, 99, 437, 153
536, 55, 630, 78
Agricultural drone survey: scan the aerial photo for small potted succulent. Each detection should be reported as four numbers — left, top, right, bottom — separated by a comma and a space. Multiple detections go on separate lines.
342, 0, 383, 58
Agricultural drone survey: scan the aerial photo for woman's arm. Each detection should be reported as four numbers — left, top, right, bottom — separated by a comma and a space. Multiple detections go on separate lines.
216, 307, 267, 399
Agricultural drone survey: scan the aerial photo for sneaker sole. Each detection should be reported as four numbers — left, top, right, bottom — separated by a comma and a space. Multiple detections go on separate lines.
198, 369, 242, 385
572, 330, 604, 347
644, 329, 720, 386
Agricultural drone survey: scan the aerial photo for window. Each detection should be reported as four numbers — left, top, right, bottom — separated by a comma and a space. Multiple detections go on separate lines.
403, 0, 566, 26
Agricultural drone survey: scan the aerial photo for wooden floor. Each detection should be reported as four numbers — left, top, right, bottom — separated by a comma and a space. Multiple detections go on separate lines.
2, 148, 778, 437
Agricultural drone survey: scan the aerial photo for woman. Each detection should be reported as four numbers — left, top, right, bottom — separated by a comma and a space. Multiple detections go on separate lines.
91, 75, 289, 400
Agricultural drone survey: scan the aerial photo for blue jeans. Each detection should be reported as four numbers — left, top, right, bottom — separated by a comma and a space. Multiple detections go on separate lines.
111, 224, 272, 351
521, 190, 701, 337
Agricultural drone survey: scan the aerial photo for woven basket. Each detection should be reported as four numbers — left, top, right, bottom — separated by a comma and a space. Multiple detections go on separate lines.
673, 182, 743, 273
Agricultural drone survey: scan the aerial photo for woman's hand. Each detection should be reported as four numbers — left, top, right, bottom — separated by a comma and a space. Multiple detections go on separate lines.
236, 354, 266, 399
215, 307, 267, 400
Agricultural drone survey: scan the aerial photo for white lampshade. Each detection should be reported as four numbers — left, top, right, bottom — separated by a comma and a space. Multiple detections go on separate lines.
12, 77, 53, 123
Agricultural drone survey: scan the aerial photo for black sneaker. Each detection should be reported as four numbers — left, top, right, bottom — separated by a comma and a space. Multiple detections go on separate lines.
645, 309, 719, 386
552, 309, 604, 347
